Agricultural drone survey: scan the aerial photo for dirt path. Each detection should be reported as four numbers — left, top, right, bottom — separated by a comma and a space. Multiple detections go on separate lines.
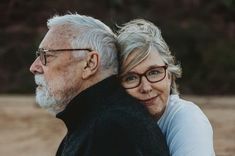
0, 95, 234, 156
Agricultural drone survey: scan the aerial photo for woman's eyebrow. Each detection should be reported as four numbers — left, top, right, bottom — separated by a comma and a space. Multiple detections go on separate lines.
127, 64, 165, 75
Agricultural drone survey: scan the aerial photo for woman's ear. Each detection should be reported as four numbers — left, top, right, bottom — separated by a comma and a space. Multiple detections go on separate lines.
168, 72, 172, 80
167, 72, 172, 88
82, 51, 99, 79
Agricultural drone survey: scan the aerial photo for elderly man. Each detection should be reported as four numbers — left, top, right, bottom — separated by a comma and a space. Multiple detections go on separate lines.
30, 13, 169, 156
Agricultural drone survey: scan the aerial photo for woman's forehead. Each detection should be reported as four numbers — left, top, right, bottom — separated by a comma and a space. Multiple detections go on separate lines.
129, 50, 165, 72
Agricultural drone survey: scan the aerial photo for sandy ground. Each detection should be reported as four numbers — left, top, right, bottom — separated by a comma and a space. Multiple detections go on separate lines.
0, 95, 234, 156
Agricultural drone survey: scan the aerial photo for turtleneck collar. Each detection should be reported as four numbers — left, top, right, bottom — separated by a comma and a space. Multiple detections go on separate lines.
56, 75, 122, 129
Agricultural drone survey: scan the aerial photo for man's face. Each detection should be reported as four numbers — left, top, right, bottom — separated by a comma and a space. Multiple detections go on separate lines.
30, 26, 84, 113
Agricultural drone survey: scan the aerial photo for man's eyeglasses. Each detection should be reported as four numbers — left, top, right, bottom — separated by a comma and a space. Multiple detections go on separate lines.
36, 48, 93, 65
120, 65, 168, 89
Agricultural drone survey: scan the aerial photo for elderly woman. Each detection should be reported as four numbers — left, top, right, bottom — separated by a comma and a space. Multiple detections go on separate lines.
117, 19, 215, 156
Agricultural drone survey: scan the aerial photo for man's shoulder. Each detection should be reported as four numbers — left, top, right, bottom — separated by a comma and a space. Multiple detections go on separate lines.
93, 98, 158, 138
100, 91, 152, 124
91, 100, 169, 156
98, 102, 150, 125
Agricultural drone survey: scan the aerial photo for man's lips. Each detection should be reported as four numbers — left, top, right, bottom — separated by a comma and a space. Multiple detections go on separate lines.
139, 95, 159, 106
36, 84, 43, 88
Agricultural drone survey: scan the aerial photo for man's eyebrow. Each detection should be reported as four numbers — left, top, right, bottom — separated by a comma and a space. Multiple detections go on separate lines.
38, 48, 58, 54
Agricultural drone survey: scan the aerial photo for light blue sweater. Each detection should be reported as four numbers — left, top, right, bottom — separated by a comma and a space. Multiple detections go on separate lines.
158, 95, 215, 156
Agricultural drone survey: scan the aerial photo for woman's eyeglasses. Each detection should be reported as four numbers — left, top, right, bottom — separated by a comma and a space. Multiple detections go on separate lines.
120, 65, 168, 89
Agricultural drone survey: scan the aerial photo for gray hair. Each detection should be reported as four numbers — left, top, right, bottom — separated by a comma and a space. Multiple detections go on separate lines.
47, 13, 118, 73
117, 19, 182, 94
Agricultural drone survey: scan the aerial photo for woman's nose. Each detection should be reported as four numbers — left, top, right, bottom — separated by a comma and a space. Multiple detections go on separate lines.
139, 76, 153, 94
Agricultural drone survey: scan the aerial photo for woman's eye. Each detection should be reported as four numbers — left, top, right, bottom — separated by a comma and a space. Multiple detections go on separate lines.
123, 75, 138, 83
148, 70, 160, 76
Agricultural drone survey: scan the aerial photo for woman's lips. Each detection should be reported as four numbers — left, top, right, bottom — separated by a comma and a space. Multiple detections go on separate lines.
140, 95, 159, 106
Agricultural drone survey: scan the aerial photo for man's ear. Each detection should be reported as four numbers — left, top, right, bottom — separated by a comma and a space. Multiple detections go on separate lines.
82, 51, 99, 79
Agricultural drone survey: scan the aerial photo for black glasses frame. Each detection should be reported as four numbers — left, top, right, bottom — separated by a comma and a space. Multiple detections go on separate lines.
121, 65, 168, 89
36, 48, 93, 65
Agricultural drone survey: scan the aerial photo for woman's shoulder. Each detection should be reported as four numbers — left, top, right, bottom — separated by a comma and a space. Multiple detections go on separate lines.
165, 95, 204, 116
159, 95, 215, 156
159, 94, 213, 136
162, 95, 210, 125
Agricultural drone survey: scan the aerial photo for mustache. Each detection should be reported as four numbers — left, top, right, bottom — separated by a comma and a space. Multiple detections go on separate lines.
35, 75, 46, 86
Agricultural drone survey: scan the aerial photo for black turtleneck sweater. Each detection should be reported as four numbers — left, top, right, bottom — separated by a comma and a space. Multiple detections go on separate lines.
56, 75, 169, 156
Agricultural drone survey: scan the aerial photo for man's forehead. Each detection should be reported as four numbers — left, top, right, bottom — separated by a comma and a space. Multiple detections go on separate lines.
50, 25, 76, 37
39, 25, 76, 49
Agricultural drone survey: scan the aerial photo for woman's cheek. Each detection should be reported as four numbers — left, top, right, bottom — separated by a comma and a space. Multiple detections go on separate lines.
126, 89, 139, 99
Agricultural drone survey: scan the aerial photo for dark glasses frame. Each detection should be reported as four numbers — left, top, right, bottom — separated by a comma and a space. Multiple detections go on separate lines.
120, 65, 168, 89
36, 48, 93, 65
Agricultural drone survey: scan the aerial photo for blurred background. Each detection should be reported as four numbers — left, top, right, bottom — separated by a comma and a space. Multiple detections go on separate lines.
0, 0, 235, 156
0, 0, 235, 95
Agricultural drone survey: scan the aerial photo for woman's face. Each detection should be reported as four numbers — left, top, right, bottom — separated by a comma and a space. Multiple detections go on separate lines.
122, 50, 171, 118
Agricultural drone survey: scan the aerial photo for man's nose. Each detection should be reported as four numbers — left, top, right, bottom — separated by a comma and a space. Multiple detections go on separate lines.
30, 57, 43, 75
139, 76, 153, 94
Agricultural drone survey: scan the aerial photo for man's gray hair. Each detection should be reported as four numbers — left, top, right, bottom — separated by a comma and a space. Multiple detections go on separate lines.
47, 13, 118, 73
117, 19, 182, 94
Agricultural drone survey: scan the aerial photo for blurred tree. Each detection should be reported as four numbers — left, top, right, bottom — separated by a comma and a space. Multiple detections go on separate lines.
0, 0, 234, 94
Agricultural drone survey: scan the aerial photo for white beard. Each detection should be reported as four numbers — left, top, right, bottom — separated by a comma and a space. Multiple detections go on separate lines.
34, 75, 67, 114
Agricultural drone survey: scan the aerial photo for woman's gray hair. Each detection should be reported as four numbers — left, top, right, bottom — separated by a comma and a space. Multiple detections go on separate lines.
117, 19, 182, 94
47, 13, 118, 73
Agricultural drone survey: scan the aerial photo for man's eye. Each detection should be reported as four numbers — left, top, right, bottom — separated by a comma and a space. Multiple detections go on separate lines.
45, 54, 54, 58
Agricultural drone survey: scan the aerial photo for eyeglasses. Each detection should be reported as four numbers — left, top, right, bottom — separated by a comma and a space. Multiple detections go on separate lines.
120, 65, 168, 89
35, 48, 93, 65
